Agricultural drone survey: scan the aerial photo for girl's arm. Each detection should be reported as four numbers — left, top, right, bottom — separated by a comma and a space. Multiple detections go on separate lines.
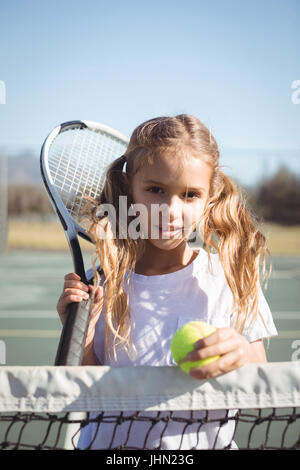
57, 273, 104, 366
81, 334, 98, 365
247, 338, 267, 362
184, 327, 267, 380
81, 290, 104, 365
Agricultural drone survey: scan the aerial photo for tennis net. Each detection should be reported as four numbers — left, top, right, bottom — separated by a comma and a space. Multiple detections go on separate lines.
0, 362, 299, 450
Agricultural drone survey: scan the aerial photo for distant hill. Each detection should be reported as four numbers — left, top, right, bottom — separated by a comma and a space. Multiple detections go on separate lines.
6, 152, 41, 185
2, 147, 300, 187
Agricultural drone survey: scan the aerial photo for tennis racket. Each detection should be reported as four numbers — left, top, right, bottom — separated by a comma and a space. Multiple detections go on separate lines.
40, 120, 129, 366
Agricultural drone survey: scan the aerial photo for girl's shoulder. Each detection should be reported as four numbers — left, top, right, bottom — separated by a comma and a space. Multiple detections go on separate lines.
195, 248, 225, 277
85, 267, 106, 285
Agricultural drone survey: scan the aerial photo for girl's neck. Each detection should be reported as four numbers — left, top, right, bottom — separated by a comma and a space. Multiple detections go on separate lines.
134, 243, 198, 276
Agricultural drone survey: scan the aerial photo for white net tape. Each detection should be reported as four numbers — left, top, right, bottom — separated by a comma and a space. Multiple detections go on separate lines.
0, 363, 299, 450
0, 362, 299, 413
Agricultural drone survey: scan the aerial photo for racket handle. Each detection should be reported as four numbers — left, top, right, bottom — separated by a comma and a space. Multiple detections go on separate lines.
55, 299, 92, 366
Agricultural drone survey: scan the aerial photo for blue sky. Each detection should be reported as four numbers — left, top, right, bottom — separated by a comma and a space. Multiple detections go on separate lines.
0, 0, 299, 183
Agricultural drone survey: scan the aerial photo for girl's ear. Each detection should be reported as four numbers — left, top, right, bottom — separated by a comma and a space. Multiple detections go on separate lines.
118, 171, 129, 190
119, 173, 133, 203
120, 173, 129, 185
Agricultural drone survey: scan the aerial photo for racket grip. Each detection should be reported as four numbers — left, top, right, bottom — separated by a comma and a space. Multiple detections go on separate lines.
55, 299, 92, 366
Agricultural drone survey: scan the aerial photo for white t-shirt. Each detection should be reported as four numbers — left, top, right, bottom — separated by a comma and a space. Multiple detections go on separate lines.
78, 248, 278, 449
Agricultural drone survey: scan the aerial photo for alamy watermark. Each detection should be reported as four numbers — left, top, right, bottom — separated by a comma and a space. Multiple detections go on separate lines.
0, 340, 6, 364
94, 198, 200, 241
291, 80, 300, 105
291, 339, 300, 361
0, 80, 6, 104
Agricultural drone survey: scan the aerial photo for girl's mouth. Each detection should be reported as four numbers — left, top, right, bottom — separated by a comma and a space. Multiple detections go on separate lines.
154, 226, 183, 238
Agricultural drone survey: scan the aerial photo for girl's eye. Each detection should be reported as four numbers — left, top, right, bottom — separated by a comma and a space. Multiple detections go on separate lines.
147, 187, 200, 200
148, 186, 164, 194
184, 192, 198, 200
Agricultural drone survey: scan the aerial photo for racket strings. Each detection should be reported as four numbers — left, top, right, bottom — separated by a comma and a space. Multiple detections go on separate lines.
48, 127, 127, 225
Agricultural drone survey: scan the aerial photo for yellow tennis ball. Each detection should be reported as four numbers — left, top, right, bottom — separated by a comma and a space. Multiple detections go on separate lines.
171, 321, 220, 373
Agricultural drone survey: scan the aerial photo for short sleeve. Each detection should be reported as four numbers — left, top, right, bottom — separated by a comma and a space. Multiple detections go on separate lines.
86, 265, 105, 285
241, 287, 278, 343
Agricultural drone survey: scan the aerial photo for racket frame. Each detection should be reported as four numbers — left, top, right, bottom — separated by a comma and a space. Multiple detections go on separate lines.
40, 119, 129, 365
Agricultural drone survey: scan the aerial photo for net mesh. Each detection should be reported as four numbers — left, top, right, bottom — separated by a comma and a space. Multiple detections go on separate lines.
0, 363, 299, 450
48, 126, 128, 225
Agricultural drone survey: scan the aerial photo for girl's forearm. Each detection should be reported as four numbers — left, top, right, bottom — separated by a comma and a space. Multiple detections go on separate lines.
247, 339, 267, 363
82, 335, 98, 365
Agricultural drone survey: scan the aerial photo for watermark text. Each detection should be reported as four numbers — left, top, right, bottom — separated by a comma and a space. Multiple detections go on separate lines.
291, 339, 300, 361
94, 197, 200, 241
0, 80, 6, 104
0, 340, 6, 364
291, 80, 300, 105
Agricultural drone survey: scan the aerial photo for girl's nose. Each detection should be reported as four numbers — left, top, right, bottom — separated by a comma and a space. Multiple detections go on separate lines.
165, 195, 183, 219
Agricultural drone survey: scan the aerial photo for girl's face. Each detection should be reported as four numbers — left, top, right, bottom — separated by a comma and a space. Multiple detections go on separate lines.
130, 150, 212, 250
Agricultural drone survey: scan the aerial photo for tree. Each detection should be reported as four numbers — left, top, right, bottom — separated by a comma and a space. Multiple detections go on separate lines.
253, 167, 300, 225
8, 185, 52, 216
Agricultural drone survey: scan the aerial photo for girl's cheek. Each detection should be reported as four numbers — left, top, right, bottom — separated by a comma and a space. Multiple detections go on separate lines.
183, 203, 204, 228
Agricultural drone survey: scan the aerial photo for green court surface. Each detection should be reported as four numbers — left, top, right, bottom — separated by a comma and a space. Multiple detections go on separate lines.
0, 250, 299, 366
0, 250, 299, 450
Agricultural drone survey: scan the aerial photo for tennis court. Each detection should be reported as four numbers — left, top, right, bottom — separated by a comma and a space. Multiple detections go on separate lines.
0, 250, 299, 450
0, 250, 299, 366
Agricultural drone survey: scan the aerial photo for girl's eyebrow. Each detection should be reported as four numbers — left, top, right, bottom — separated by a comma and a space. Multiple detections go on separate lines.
143, 179, 205, 192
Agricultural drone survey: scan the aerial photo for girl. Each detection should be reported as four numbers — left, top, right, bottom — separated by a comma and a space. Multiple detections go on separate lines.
57, 114, 277, 449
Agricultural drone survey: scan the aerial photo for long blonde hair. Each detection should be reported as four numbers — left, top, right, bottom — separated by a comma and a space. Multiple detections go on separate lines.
88, 114, 271, 360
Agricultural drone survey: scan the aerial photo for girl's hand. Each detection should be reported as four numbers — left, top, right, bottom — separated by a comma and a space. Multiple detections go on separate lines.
184, 327, 251, 380
56, 273, 104, 332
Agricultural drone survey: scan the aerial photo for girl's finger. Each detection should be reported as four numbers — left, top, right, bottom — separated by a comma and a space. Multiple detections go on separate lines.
94, 286, 104, 301
61, 288, 90, 300
64, 280, 89, 292
58, 294, 87, 311
193, 328, 234, 350
88, 285, 104, 299
57, 293, 85, 323
64, 273, 81, 281
65, 294, 86, 303
189, 350, 246, 380
186, 338, 242, 362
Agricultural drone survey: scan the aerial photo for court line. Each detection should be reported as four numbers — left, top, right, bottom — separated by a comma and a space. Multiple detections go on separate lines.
271, 270, 300, 279
0, 329, 299, 340
0, 311, 57, 318
0, 311, 299, 319
273, 312, 300, 320
277, 331, 300, 339
0, 330, 61, 338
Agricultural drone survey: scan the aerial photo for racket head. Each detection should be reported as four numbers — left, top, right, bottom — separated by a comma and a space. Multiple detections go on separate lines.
40, 120, 129, 242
